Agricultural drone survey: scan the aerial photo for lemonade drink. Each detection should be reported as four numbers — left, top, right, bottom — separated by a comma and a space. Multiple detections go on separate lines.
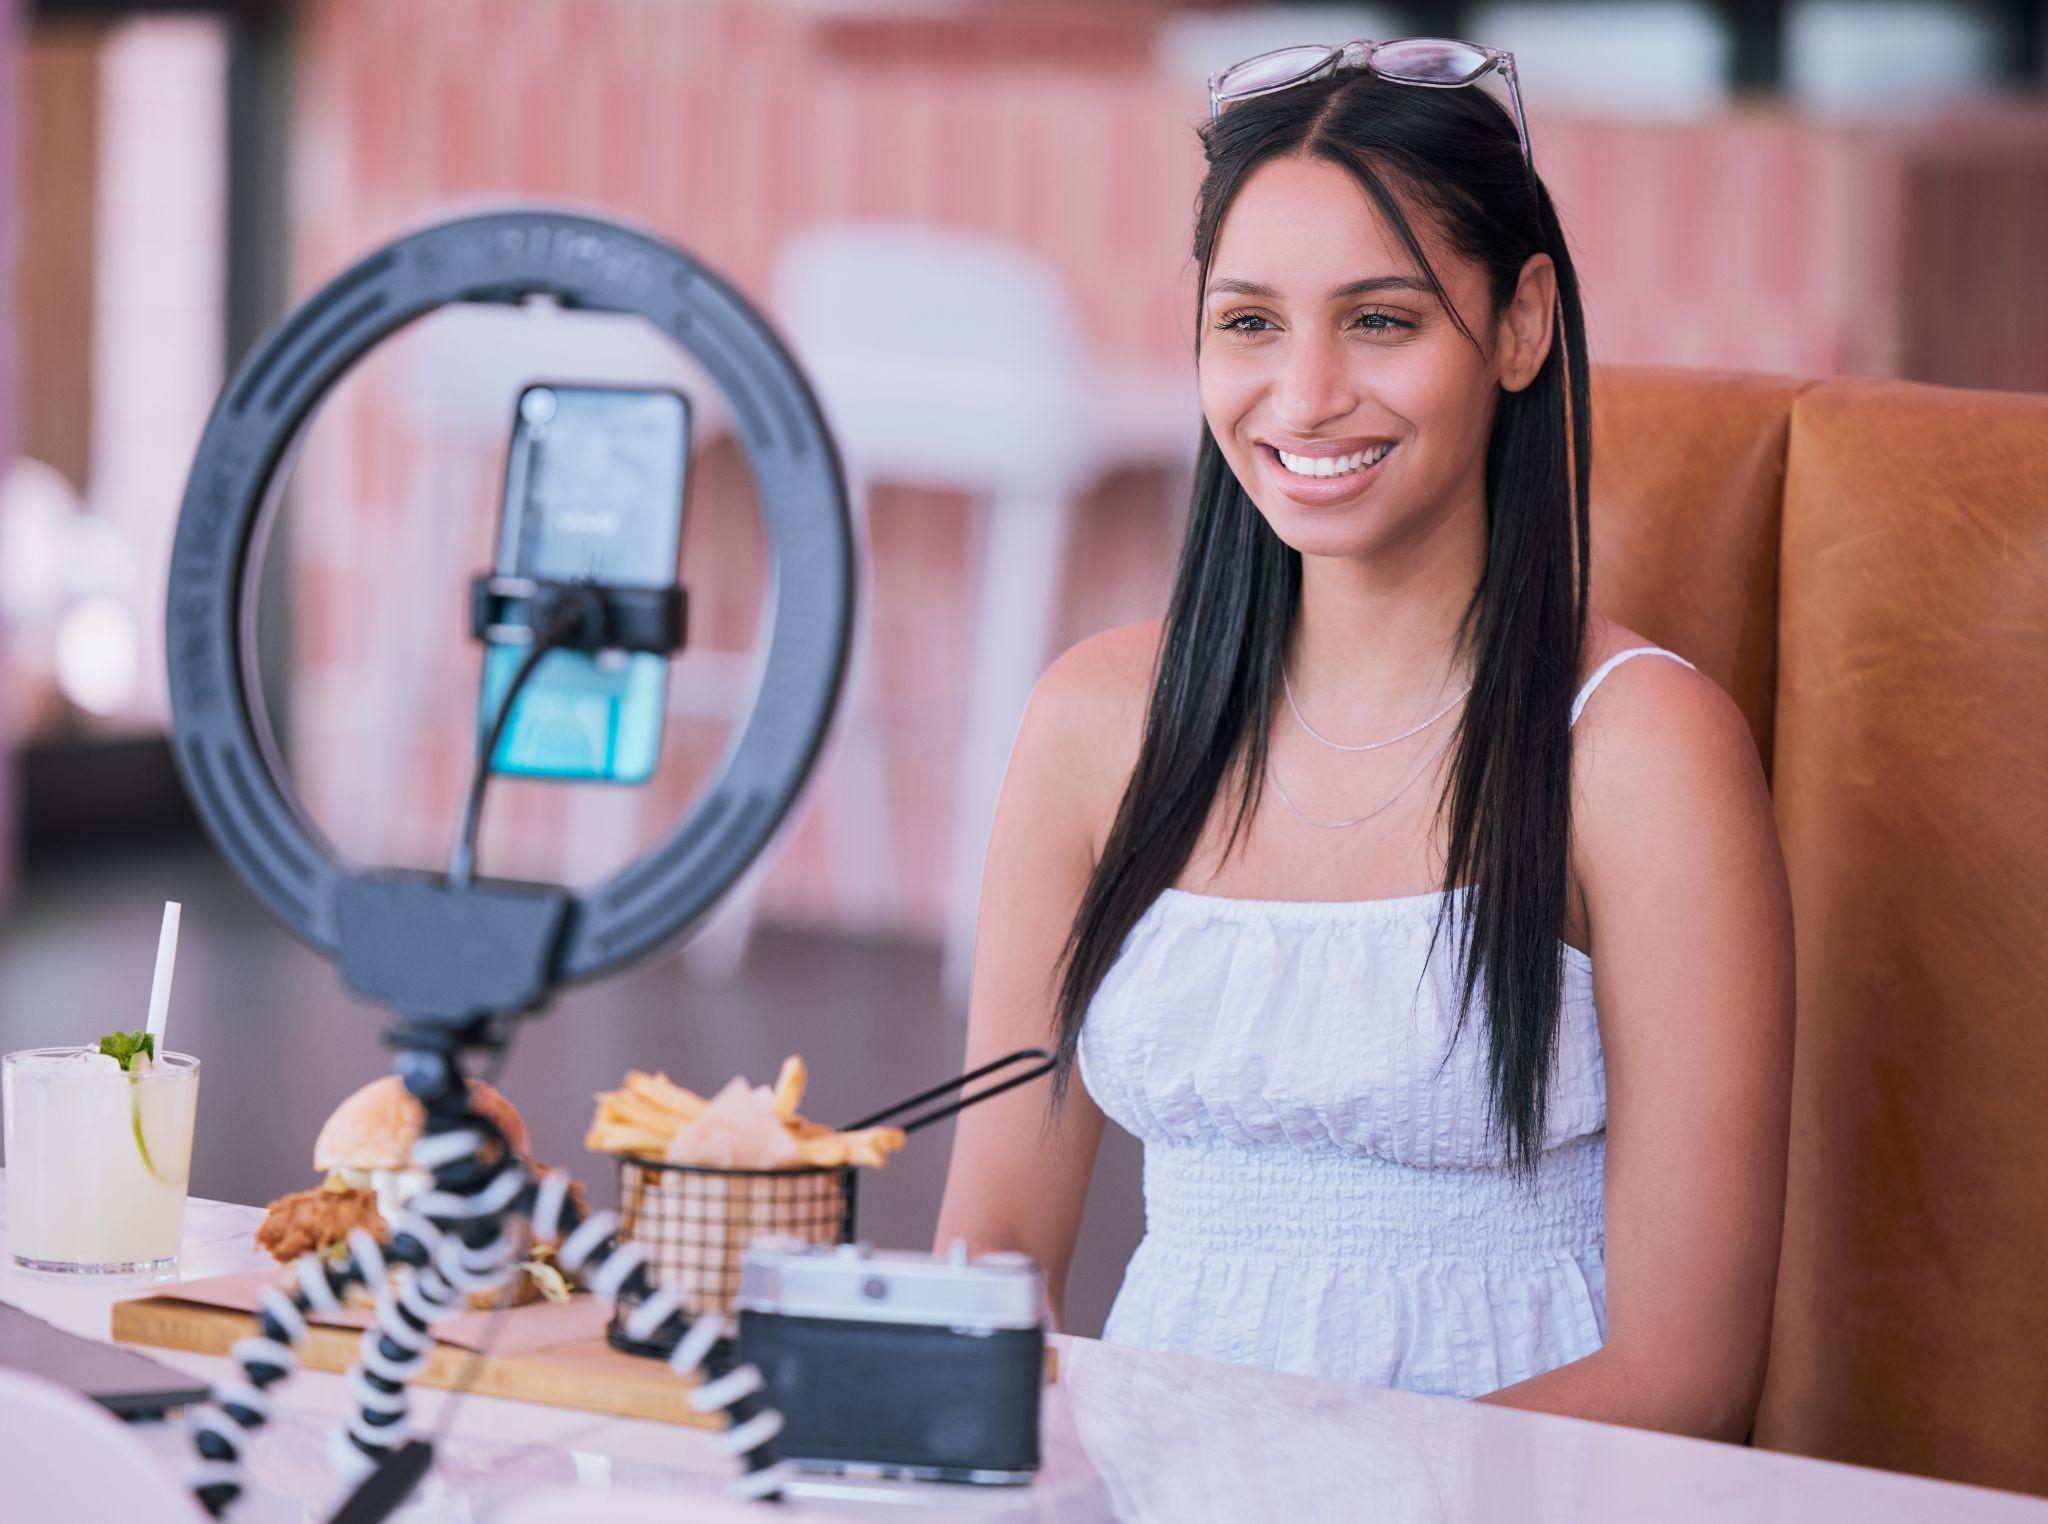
4, 1046, 201, 1273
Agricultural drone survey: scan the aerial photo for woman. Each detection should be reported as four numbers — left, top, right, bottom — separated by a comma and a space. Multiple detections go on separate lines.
935, 42, 1793, 1441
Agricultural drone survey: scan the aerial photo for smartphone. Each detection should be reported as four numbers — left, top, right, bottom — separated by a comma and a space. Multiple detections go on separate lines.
477, 383, 691, 783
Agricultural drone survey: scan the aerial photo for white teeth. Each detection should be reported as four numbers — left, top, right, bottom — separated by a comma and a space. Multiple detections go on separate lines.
1274, 444, 1391, 480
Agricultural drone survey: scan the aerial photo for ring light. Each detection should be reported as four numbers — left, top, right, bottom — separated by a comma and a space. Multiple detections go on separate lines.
165, 208, 854, 1018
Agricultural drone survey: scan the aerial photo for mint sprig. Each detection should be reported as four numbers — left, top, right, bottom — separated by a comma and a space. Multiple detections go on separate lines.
98, 1030, 156, 1072
96, 1030, 163, 1179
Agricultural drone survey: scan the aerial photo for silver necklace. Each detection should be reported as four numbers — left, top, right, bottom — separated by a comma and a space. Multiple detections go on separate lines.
1283, 664, 1472, 752
1266, 728, 1455, 830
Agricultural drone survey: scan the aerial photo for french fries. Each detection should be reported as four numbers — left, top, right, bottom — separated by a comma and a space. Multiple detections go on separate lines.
624, 1070, 705, 1121
792, 1126, 905, 1169
584, 1058, 906, 1171
772, 1055, 806, 1117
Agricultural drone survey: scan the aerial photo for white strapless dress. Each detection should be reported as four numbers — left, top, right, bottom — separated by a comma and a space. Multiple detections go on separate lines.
1074, 646, 1692, 1398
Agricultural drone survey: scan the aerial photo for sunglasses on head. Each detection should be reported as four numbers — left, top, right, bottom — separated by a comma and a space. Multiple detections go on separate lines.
1207, 37, 1531, 167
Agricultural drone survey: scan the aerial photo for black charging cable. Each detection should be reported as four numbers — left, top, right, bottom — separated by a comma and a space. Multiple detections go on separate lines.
446, 587, 604, 889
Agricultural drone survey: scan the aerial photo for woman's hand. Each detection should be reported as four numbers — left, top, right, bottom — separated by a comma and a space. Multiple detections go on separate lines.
1479, 656, 1796, 1440
932, 624, 1153, 1326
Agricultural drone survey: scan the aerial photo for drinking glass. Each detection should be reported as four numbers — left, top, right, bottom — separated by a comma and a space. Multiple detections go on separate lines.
4, 1046, 201, 1274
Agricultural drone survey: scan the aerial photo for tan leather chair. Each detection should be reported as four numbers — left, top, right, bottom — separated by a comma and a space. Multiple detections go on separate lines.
1591, 367, 2048, 1498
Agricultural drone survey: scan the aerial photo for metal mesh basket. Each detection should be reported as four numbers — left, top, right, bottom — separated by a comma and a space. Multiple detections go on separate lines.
607, 1156, 858, 1356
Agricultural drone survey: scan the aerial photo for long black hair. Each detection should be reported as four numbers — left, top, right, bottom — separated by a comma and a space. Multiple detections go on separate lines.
1049, 71, 1592, 1169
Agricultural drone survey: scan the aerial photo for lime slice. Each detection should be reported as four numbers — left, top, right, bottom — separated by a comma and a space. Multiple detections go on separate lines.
128, 1076, 165, 1182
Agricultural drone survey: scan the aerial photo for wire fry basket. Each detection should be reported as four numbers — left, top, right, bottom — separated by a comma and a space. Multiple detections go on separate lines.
604, 1047, 1054, 1358
608, 1158, 856, 1355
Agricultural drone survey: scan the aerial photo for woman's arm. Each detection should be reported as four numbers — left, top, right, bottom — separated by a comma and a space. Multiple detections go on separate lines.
1478, 660, 1796, 1440
933, 626, 1149, 1329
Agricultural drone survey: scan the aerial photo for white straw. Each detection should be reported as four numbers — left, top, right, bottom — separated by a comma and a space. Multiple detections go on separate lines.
145, 900, 182, 1055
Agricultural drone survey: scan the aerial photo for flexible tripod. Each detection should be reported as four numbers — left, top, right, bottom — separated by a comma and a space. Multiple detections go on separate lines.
181, 1032, 786, 1520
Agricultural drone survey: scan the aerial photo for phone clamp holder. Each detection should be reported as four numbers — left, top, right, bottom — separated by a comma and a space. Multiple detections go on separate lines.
468, 574, 687, 657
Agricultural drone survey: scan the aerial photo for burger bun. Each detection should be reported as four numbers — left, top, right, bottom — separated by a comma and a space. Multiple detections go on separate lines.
313, 1075, 529, 1172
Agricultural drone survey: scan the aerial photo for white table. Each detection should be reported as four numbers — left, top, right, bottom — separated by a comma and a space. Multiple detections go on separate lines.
3, 1178, 2044, 1524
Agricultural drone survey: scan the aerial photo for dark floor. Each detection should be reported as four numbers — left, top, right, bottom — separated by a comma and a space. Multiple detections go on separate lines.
0, 840, 1144, 1337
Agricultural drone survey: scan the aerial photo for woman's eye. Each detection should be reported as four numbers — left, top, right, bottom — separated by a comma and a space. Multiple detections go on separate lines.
1215, 310, 1273, 333
1354, 311, 1411, 333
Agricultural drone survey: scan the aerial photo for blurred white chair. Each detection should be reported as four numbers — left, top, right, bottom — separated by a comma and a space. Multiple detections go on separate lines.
0, 1368, 209, 1522
773, 222, 1194, 1009
1786, 0, 2002, 113
1470, 1, 1733, 118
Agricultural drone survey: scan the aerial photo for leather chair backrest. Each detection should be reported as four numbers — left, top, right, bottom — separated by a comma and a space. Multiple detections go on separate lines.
1597, 365, 2048, 1496
1752, 377, 2048, 1497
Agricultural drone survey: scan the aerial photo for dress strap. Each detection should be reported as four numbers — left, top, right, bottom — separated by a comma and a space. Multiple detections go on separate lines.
1569, 646, 1697, 729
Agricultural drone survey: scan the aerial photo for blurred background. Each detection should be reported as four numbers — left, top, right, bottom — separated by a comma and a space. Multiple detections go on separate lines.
0, 0, 2042, 1337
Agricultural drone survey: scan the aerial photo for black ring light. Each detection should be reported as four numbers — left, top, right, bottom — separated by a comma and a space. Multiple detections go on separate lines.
166, 207, 854, 1024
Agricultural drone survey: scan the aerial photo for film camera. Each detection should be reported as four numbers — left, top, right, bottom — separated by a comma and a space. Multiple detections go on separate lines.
737, 1237, 1047, 1484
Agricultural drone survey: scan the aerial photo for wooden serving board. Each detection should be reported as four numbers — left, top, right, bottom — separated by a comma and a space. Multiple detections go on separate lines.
111, 1296, 720, 1429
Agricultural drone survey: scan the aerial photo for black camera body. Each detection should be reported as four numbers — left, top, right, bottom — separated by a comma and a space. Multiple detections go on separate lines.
736, 1239, 1046, 1484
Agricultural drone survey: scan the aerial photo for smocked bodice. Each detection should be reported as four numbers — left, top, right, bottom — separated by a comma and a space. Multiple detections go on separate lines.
1076, 886, 1608, 1395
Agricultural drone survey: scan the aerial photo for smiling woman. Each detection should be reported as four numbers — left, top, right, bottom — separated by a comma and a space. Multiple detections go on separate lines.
937, 49, 1793, 1441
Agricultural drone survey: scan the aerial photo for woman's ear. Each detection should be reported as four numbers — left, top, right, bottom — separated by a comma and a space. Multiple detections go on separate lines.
1496, 253, 1557, 394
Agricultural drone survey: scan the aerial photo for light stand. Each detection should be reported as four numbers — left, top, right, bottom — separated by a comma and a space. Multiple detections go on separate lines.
163, 208, 858, 1519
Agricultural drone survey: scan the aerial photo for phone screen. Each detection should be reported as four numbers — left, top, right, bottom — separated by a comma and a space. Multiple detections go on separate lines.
478, 384, 690, 783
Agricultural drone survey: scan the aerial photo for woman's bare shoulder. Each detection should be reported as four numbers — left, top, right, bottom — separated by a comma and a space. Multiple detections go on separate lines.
1570, 611, 1771, 896
1023, 618, 1162, 850
1573, 611, 1732, 737
1578, 611, 1676, 685
1033, 617, 1159, 732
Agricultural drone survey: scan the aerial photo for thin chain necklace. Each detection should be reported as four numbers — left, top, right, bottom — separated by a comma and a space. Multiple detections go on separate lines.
1266, 727, 1456, 830
1282, 664, 1472, 752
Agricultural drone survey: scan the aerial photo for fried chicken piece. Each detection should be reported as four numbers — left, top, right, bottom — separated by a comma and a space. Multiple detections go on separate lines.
255, 1184, 387, 1264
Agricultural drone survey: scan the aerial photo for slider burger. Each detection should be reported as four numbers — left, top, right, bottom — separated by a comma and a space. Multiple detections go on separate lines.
256, 1075, 579, 1308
